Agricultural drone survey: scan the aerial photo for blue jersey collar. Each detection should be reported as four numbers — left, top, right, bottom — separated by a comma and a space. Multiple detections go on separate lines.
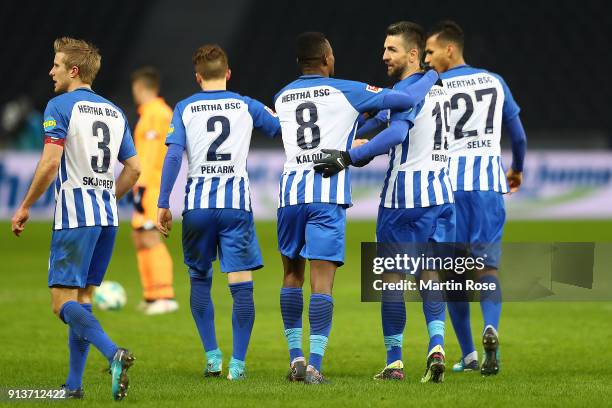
445, 64, 470, 73
74, 87, 95, 94
299, 74, 325, 79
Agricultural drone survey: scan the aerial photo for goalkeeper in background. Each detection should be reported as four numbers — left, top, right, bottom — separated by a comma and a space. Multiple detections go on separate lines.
130, 67, 178, 315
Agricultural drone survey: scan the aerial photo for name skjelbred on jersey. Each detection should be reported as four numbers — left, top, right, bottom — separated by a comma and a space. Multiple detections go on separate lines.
43, 88, 136, 230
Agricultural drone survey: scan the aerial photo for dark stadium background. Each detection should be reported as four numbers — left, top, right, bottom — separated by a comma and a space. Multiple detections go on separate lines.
0, 0, 609, 150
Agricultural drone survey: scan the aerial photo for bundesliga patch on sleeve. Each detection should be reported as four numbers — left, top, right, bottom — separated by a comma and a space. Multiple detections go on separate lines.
43, 116, 57, 131
264, 105, 278, 117
366, 85, 382, 93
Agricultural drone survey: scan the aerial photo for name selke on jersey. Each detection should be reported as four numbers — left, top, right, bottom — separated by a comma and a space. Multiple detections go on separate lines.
441, 65, 520, 193
380, 73, 454, 209
275, 75, 400, 207
43, 88, 136, 230
166, 90, 280, 212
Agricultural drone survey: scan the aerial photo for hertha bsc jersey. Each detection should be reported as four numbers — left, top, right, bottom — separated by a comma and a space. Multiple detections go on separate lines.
43, 88, 136, 230
440, 65, 520, 193
275, 75, 398, 207
380, 73, 454, 209
166, 90, 280, 212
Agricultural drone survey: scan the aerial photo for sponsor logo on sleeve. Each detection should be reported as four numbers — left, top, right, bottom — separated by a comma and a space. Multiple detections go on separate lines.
167, 124, 175, 137
43, 116, 57, 131
366, 85, 382, 93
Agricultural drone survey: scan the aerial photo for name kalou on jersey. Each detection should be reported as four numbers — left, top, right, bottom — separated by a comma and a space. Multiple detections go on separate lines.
275, 75, 405, 208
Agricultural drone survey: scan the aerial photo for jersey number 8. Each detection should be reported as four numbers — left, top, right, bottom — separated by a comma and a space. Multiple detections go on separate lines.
296, 102, 320, 150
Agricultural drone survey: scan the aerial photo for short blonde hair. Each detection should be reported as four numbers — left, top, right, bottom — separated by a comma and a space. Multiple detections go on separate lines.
192, 44, 228, 80
53, 37, 101, 84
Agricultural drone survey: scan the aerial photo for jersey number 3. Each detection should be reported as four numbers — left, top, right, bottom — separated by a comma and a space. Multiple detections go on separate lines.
91, 121, 111, 173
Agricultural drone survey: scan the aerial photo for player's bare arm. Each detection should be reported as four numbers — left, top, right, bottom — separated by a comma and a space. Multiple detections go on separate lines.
115, 155, 141, 200
11, 143, 63, 237
505, 168, 522, 193
156, 208, 172, 238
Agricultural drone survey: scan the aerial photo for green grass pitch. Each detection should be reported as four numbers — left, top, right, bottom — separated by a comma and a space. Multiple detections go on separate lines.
1, 220, 611, 407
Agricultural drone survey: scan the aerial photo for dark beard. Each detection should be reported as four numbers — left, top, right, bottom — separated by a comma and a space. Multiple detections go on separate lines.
388, 65, 405, 80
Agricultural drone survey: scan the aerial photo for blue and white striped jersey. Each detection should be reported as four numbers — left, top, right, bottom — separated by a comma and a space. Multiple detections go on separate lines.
440, 65, 520, 193
274, 75, 397, 207
43, 88, 136, 230
166, 90, 280, 212
380, 73, 454, 208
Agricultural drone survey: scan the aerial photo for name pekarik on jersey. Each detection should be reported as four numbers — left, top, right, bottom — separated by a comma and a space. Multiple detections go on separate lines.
165, 91, 280, 212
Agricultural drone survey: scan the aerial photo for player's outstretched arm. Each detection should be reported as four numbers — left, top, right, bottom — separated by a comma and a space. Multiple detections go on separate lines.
381, 70, 440, 111
116, 155, 141, 200
504, 115, 527, 193
313, 120, 409, 178
156, 143, 184, 237
11, 143, 63, 236
357, 111, 387, 137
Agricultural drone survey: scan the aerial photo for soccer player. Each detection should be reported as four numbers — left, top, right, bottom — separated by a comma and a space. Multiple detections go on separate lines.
130, 67, 178, 315
316, 23, 454, 383
364, 21, 455, 383
424, 20, 527, 375
10, 37, 140, 400
156, 44, 280, 381
275, 32, 441, 384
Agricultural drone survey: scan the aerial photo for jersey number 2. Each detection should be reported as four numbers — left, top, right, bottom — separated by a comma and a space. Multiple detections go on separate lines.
206, 116, 231, 161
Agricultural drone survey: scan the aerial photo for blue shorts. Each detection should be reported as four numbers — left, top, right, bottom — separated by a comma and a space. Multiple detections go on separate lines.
454, 190, 505, 268
182, 209, 263, 277
277, 203, 346, 266
48, 226, 117, 288
376, 205, 456, 272
376, 204, 456, 243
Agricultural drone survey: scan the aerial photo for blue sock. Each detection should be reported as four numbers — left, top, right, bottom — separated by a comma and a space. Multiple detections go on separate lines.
381, 289, 405, 364
59, 301, 118, 363
308, 293, 333, 372
480, 275, 502, 332
65, 303, 91, 390
420, 286, 446, 352
229, 281, 255, 362
280, 287, 304, 362
448, 301, 476, 358
190, 275, 218, 352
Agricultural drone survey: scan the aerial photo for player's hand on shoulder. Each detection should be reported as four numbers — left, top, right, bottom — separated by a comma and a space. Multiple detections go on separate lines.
351, 138, 368, 148
314, 149, 352, 178
506, 169, 522, 193
156, 208, 173, 238
11, 206, 30, 237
